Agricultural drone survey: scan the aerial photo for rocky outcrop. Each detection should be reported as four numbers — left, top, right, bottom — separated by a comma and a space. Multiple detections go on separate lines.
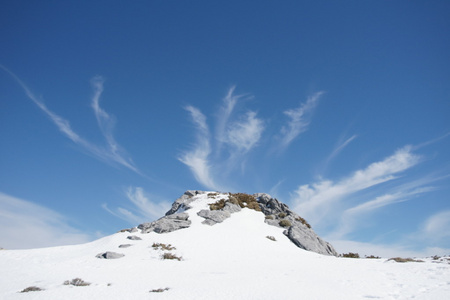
285, 225, 337, 256
138, 212, 191, 234
96, 251, 125, 259
136, 190, 337, 256
127, 235, 142, 240
165, 190, 206, 215
197, 209, 231, 225
197, 195, 242, 225
254, 193, 338, 256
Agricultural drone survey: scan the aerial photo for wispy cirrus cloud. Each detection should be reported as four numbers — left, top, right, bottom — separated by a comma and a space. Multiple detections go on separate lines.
0, 192, 91, 249
179, 87, 265, 190
419, 210, 450, 244
226, 111, 264, 153
327, 134, 358, 163
1, 65, 140, 174
102, 187, 171, 225
330, 186, 436, 239
292, 145, 421, 225
178, 106, 218, 190
278, 91, 323, 150
179, 87, 325, 190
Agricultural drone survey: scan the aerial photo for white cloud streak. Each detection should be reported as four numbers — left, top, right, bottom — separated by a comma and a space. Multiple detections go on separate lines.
279, 91, 323, 150
421, 210, 450, 242
293, 146, 421, 225
102, 187, 171, 225
1, 65, 140, 174
328, 134, 358, 162
331, 187, 436, 239
226, 111, 264, 153
0, 192, 91, 249
178, 106, 218, 190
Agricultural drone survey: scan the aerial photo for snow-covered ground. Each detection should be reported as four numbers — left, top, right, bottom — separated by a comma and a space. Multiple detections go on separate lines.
1, 192, 449, 299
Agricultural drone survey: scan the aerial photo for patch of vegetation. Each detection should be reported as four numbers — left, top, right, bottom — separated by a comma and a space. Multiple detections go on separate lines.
152, 243, 176, 251
266, 235, 276, 241
278, 212, 287, 218
295, 216, 311, 229
63, 278, 91, 286
150, 287, 170, 293
265, 215, 274, 220
162, 253, 182, 261
365, 255, 381, 259
279, 219, 292, 227
388, 257, 424, 263
209, 193, 262, 212
230, 193, 261, 211
342, 252, 360, 258
20, 286, 43, 293
209, 199, 227, 210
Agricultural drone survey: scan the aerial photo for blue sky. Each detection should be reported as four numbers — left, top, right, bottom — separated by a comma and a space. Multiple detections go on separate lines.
1, 1, 449, 256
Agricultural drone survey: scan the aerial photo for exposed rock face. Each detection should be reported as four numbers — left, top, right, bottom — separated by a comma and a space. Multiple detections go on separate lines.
197, 209, 231, 225
285, 225, 337, 256
254, 193, 338, 256
118, 244, 132, 248
127, 235, 142, 240
138, 213, 191, 234
165, 190, 206, 215
137, 190, 337, 256
96, 251, 125, 259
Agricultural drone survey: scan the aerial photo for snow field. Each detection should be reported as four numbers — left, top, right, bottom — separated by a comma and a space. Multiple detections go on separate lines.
0, 192, 449, 299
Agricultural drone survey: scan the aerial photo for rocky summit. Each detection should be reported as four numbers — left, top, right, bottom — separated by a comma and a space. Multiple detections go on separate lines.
138, 190, 337, 256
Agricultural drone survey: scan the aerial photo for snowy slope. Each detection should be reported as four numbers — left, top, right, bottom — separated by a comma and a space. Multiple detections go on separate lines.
0, 192, 449, 299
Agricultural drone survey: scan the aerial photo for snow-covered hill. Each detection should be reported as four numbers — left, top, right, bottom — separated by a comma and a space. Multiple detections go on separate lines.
1, 191, 449, 299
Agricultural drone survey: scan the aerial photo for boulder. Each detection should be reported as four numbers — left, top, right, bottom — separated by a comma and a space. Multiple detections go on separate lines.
197, 209, 231, 225
284, 226, 337, 256
254, 193, 338, 256
138, 212, 191, 234
165, 190, 206, 215
118, 244, 132, 248
96, 251, 125, 259
127, 235, 142, 240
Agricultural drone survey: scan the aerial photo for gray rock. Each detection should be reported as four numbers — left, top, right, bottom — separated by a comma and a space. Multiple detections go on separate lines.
222, 202, 242, 213
138, 212, 191, 234
96, 251, 125, 259
197, 209, 231, 225
254, 193, 290, 216
127, 235, 142, 240
165, 191, 206, 215
254, 193, 338, 256
118, 244, 132, 248
284, 226, 337, 256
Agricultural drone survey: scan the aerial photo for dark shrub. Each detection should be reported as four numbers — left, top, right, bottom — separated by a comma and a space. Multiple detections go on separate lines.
20, 286, 43, 293
162, 253, 182, 261
150, 287, 169, 293
63, 278, 90, 286
295, 216, 311, 229
209, 199, 226, 210
388, 257, 424, 263
279, 219, 292, 227
152, 243, 176, 251
230, 193, 262, 212
342, 252, 360, 258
